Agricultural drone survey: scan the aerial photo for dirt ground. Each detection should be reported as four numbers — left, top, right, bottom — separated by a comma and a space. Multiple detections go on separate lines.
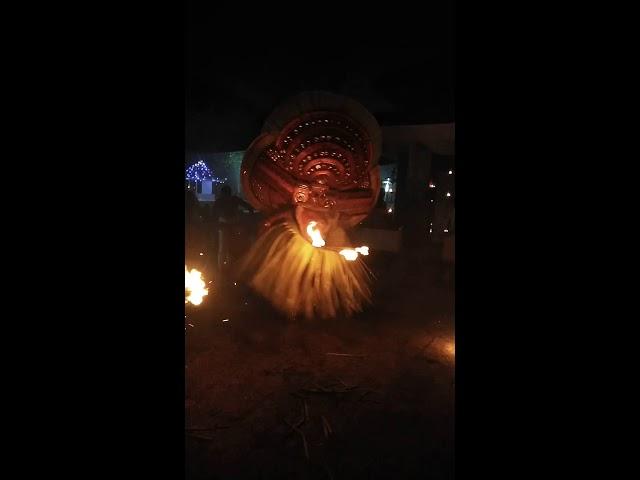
186, 248, 454, 480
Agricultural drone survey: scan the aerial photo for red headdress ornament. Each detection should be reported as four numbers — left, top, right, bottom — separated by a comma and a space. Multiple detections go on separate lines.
241, 91, 381, 240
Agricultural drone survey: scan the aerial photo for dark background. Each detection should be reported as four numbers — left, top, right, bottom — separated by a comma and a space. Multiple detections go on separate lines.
185, 3, 454, 153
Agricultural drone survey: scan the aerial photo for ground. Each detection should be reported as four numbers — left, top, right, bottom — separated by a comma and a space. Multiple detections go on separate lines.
185, 247, 454, 480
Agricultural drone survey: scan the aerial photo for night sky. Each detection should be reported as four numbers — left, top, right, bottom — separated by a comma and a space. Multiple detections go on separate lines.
186, 7, 454, 153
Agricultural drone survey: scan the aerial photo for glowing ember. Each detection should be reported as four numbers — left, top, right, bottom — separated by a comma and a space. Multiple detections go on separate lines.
185, 267, 208, 306
339, 245, 370, 261
445, 341, 455, 356
306, 221, 325, 247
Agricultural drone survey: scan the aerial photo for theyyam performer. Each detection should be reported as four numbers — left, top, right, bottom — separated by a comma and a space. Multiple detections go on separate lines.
239, 92, 381, 319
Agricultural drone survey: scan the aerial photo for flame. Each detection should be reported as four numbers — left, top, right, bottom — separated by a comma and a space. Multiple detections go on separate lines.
339, 246, 370, 261
185, 267, 208, 306
339, 249, 358, 261
305, 220, 369, 260
306, 221, 325, 247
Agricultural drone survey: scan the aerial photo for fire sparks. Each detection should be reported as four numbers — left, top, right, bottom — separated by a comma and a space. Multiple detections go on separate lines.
185, 267, 208, 306
306, 221, 325, 247
339, 246, 370, 261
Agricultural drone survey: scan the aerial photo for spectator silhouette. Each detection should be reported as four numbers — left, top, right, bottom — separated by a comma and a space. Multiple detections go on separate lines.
212, 185, 254, 273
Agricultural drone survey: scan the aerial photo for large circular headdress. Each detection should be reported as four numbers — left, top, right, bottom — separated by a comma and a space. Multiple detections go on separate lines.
241, 91, 381, 232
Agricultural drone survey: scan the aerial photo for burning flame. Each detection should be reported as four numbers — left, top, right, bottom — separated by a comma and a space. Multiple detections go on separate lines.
305, 220, 370, 261
339, 246, 370, 261
185, 267, 208, 306
306, 221, 325, 247
339, 249, 358, 261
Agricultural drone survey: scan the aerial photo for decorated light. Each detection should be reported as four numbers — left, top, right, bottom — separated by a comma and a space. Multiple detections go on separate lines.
185, 160, 224, 183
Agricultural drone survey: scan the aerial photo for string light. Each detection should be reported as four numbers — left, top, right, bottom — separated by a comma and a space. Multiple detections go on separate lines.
446, 192, 451, 197
185, 160, 224, 183
449, 170, 453, 175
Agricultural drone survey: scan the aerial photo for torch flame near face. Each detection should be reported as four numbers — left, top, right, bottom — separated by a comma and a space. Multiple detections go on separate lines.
306, 221, 325, 247
185, 267, 208, 306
